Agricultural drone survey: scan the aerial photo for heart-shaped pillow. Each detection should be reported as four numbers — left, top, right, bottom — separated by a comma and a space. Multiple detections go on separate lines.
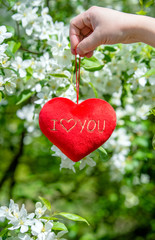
39, 97, 116, 162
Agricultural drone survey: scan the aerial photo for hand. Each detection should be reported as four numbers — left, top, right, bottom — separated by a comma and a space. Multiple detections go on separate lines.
69, 6, 155, 57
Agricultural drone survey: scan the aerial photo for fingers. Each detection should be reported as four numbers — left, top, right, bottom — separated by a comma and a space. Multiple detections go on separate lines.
76, 29, 101, 56
80, 26, 92, 37
70, 11, 93, 57
85, 51, 94, 58
70, 13, 85, 52
70, 34, 81, 54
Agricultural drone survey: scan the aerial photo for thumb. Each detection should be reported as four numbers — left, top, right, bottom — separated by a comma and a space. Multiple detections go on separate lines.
76, 29, 101, 56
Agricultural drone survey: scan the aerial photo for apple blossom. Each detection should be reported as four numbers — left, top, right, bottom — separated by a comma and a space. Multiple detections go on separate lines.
31, 219, 53, 238
0, 199, 86, 239
11, 56, 31, 78
0, 26, 12, 44
4, 77, 16, 94
12, 6, 38, 28
35, 202, 47, 218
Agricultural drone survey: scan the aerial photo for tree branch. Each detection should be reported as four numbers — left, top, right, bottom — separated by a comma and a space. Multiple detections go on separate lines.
0, 130, 26, 189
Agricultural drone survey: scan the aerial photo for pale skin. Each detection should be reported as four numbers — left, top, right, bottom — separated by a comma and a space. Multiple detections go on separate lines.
69, 6, 155, 58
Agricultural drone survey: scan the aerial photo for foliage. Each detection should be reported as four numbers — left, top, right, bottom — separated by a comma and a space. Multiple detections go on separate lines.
0, 198, 88, 239
0, 0, 155, 240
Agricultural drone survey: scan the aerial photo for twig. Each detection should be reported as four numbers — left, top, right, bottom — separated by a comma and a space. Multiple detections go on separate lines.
46, 0, 50, 9
20, 47, 41, 55
1, 0, 9, 8
16, 22, 20, 40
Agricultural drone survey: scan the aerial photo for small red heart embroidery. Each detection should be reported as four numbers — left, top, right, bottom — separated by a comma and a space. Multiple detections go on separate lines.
39, 97, 116, 162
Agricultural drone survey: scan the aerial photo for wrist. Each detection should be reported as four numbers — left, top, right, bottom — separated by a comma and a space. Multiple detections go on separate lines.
122, 14, 155, 47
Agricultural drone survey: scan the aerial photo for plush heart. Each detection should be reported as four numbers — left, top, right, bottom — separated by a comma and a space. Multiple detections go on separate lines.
39, 97, 116, 162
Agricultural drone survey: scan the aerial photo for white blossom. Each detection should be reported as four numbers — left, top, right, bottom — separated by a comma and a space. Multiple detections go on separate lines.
50, 32, 69, 55
53, 230, 68, 240
8, 202, 34, 233
0, 204, 12, 221
0, 55, 10, 67
41, 7, 53, 23
35, 86, 52, 105
0, 199, 70, 239
79, 155, 96, 170
35, 202, 47, 218
60, 85, 76, 102
12, 6, 38, 28
121, 186, 139, 208
0, 26, 12, 44
31, 0, 43, 7
18, 233, 32, 240
16, 105, 34, 122
31, 219, 54, 239
51, 145, 76, 172
11, 56, 31, 78
0, 76, 4, 91
104, 128, 131, 172
4, 77, 16, 94
0, 43, 8, 57
32, 61, 46, 80
148, 76, 155, 85
53, 49, 72, 67
140, 173, 150, 184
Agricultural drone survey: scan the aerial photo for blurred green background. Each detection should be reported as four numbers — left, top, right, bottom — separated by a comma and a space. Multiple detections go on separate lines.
0, 0, 155, 239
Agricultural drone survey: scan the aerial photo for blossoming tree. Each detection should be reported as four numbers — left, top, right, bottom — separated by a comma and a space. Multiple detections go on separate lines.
0, 0, 155, 239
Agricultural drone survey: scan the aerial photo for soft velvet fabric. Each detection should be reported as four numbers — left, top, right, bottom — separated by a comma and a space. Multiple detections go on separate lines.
39, 97, 116, 162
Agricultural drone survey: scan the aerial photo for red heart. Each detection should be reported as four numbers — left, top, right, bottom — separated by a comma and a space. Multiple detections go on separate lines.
39, 97, 116, 162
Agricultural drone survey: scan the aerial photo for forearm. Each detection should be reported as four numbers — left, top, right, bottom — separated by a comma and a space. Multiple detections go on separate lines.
69, 7, 155, 57
123, 14, 155, 47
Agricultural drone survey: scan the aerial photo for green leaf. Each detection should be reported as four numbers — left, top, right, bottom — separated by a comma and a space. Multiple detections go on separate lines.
136, 10, 147, 15
41, 216, 58, 221
16, 91, 35, 105
152, 135, 155, 150
52, 222, 68, 232
0, 67, 19, 76
54, 212, 89, 225
145, 0, 154, 8
50, 73, 69, 78
103, 54, 111, 63
81, 56, 103, 72
139, 0, 143, 6
0, 224, 12, 237
7, 41, 21, 54
0, 92, 2, 102
0, 68, 5, 76
27, 67, 33, 76
142, 68, 155, 77
104, 46, 117, 52
98, 146, 108, 155
151, 109, 155, 116
97, 146, 109, 161
147, 108, 155, 116
6, 0, 17, 8
13, 42, 21, 53
56, 84, 70, 94
6, 25, 15, 36
88, 82, 98, 98
5, 48, 14, 58
39, 197, 52, 211
133, 137, 148, 148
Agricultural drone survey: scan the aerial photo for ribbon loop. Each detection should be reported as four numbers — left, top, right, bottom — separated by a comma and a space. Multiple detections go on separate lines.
75, 48, 81, 104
